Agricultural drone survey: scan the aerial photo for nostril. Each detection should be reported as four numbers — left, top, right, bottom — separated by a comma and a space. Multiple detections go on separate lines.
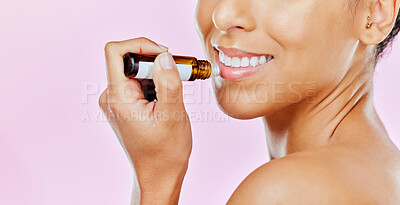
227, 26, 245, 32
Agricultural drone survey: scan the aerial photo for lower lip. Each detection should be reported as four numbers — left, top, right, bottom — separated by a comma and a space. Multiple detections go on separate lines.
215, 54, 273, 81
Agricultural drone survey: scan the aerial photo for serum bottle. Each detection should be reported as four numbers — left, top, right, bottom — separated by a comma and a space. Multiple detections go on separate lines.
123, 53, 220, 81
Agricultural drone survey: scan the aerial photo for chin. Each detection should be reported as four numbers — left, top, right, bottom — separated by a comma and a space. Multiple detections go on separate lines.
211, 79, 288, 120
216, 102, 268, 120
215, 96, 290, 120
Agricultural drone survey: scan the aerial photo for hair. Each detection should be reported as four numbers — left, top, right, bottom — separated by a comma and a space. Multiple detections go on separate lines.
351, 0, 400, 63
375, 12, 400, 61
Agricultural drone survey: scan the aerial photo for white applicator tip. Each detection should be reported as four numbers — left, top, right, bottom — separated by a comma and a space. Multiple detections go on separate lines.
211, 63, 221, 77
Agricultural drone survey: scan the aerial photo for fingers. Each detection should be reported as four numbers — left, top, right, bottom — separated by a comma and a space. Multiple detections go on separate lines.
152, 52, 186, 112
104, 37, 168, 102
104, 37, 168, 84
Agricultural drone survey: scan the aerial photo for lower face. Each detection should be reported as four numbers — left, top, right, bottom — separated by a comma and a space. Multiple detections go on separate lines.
195, 0, 360, 119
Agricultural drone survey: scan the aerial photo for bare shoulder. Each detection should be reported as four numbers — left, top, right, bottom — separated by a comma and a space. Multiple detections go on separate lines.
227, 145, 400, 205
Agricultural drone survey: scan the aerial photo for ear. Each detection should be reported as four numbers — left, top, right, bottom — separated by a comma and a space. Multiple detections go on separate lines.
359, 0, 400, 45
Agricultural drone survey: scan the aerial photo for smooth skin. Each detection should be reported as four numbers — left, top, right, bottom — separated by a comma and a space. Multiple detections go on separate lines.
100, 0, 400, 204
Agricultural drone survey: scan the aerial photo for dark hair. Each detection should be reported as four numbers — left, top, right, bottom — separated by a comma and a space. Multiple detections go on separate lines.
375, 12, 400, 62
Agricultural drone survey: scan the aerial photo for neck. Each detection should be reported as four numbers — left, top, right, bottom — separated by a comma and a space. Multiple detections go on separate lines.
262, 46, 388, 159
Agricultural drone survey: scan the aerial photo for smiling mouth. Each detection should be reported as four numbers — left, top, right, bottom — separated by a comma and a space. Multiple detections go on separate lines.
216, 47, 273, 68
213, 46, 274, 80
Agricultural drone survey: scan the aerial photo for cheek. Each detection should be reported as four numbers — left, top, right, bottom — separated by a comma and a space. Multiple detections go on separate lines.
195, 0, 218, 42
263, 1, 319, 48
263, 0, 354, 90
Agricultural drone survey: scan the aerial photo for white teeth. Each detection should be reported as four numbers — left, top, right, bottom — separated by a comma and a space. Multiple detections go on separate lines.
259, 56, 267, 65
219, 52, 225, 63
231, 57, 241, 68
241, 57, 249, 67
218, 50, 272, 68
250, 57, 259, 67
224, 55, 232, 66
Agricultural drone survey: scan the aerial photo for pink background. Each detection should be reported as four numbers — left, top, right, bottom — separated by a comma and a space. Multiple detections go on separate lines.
0, 0, 399, 204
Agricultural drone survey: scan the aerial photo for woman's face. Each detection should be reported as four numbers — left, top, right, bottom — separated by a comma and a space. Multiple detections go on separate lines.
195, 0, 362, 119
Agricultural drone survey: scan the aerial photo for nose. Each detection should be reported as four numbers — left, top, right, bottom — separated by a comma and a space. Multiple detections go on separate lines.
212, 0, 256, 33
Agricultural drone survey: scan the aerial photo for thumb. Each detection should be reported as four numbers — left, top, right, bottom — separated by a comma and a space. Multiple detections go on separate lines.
152, 52, 185, 112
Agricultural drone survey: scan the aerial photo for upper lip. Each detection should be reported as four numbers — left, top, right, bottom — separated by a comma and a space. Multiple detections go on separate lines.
214, 45, 272, 58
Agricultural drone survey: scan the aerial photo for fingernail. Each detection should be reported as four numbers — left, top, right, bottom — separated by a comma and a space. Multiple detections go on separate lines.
157, 43, 169, 51
160, 52, 174, 69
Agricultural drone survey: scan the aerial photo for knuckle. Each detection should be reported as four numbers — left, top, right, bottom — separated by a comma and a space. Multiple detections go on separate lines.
104, 41, 118, 53
98, 89, 120, 115
98, 90, 107, 109
160, 80, 182, 100
136, 36, 158, 46
136, 36, 149, 42
162, 79, 182, 92
168, 80, 182, 91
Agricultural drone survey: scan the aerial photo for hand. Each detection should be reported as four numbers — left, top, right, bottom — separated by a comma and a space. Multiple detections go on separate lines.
99, 37, 192, 204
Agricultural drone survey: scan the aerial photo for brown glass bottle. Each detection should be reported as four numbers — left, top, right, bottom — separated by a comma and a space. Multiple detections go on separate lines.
123, 53, 217, 81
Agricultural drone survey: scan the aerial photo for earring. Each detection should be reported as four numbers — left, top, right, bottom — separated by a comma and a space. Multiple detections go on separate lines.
366, 16, 372, 28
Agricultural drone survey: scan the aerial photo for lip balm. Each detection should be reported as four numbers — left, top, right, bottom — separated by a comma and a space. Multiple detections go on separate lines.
123, 52, 220, 81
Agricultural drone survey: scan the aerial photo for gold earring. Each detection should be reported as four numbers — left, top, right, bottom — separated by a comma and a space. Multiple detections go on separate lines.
366, 16, 372, 28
